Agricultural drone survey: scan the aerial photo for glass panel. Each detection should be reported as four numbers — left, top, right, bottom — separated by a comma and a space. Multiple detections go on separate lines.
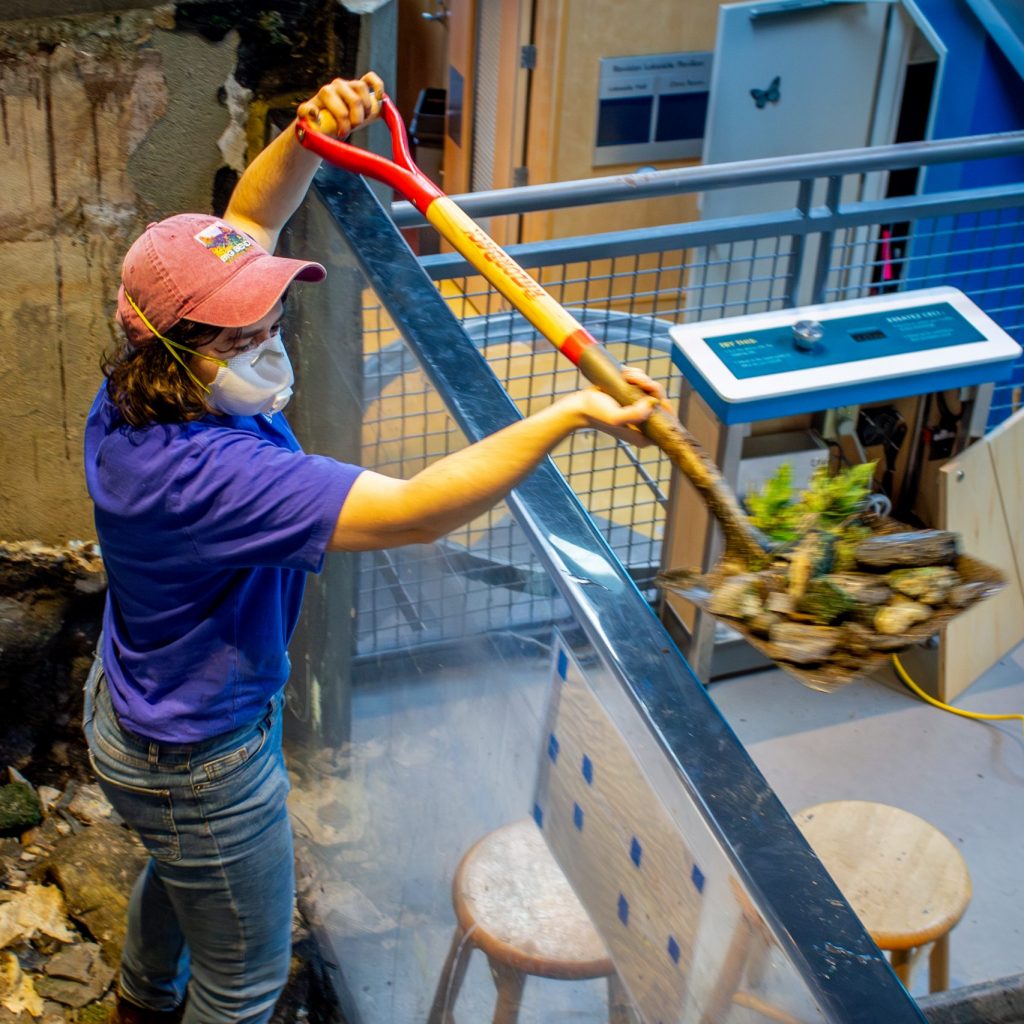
278, 174, 934, 1024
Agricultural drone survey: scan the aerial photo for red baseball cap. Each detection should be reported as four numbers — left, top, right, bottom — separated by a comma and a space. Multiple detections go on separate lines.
116, 213, 326, 347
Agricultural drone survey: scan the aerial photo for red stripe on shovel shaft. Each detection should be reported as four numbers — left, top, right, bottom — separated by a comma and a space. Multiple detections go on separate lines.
561, 328, 597, 365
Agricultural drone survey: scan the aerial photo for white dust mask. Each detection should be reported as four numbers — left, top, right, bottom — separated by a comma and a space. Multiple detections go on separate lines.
207, 332, 294, 417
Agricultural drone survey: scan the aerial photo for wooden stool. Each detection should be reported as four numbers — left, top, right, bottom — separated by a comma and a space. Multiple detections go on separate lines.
795, 800, 972, 993
427, 818, 633, 1024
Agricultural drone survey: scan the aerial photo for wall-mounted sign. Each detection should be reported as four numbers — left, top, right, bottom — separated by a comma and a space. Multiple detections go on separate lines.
594, 51, 712, 167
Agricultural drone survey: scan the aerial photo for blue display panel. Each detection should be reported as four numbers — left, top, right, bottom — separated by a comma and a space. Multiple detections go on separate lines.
706, 302, 984, 379
669, 287, 1022, 423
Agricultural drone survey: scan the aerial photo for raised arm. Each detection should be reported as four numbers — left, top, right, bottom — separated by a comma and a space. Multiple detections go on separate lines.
224, 72, 384, 252
329, 372, 668, 552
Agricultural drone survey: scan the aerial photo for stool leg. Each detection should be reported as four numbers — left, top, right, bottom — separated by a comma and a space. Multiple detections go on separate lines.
607, 972, 635, 1024
488, 957, 526, 1024
427, 927, 475, 1024
701, 916, 755, 1024
889, 948, 913, 987
928, 936, 950, 993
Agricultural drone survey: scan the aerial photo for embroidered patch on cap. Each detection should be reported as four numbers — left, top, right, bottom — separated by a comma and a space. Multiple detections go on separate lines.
194, 222, 253, 264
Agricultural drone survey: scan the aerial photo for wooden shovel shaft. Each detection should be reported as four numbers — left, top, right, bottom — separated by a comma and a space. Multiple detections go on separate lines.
297, 102, 769, 565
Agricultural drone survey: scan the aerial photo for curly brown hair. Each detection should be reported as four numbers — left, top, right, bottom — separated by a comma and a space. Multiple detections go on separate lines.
101, 319, 220, 428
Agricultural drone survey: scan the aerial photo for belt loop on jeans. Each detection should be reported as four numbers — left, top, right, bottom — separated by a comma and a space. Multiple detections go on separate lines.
148, 742, 160, 770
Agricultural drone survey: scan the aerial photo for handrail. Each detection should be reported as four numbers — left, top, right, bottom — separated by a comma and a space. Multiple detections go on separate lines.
415, 179, 1024, 278
390, 130, 1024, 226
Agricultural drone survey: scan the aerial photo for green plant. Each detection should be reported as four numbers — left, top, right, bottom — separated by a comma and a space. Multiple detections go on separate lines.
747, 461, 877, 543
800, 462, 877, 528
76, 1004, 113, 1024
745, 463, 800, 542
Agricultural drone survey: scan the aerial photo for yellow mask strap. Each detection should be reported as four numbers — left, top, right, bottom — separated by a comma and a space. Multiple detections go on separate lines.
123, 290, 228, 395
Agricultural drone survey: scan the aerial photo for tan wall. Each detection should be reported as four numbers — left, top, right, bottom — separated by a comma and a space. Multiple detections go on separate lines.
0, 11, 240, 544
525, 0, 724, 243
435, 0, 730, 318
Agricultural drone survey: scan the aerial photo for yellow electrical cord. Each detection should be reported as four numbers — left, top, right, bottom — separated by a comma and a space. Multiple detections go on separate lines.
891, 653, 1024, 736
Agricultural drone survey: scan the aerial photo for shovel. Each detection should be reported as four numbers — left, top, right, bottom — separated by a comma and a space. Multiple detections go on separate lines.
296, 97, 1004, 691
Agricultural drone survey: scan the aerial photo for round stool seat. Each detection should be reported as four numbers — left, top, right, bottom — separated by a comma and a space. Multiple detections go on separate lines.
453, 818, 613, 980
794, 801, 971, 952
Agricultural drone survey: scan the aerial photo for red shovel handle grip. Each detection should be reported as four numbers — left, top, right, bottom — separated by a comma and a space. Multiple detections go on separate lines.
296, 96, 443, 215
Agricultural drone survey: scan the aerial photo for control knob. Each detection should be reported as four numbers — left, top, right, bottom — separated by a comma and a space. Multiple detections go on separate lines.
792, 319, 824, 352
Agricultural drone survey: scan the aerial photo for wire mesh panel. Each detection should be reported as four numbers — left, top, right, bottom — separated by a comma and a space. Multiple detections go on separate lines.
357, 296, 571, 655
400, 229, 806, 648
352, 137, 1024, 657
355, 293, 688, 657
814, 195, 1024, 430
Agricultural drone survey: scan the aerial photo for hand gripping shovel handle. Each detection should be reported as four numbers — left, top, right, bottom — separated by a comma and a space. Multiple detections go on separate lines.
296, 98, 770, 565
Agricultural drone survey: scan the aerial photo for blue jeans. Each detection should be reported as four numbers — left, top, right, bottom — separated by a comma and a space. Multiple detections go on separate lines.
83, 657, 294, 1024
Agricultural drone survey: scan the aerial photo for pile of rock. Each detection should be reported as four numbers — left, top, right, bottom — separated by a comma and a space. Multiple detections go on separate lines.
0, 769, 146, 1022
0, 765, 339, 1024
705, 529, 989, 662
659, 521, 1004, 691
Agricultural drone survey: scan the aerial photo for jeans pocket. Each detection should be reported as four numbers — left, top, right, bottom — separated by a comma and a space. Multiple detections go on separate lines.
87, 751, 182, 862
193, 721, 269, 792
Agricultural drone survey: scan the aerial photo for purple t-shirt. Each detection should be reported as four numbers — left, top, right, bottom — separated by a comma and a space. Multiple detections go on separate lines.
84, 387, 363, 743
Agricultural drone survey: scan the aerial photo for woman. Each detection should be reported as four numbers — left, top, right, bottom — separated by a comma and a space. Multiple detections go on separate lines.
84, 73, 665, 1024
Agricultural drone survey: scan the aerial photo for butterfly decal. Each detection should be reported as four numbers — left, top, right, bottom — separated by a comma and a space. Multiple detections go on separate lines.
750, 76, 781, 109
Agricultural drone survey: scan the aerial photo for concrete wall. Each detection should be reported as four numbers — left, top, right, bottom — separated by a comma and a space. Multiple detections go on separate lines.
0, 8, 238, 543
0, 2, 389, 545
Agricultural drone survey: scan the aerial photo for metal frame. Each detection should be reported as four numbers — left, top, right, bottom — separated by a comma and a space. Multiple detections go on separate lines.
391, 131, 1024, 223
410, 181, 1024, 300
312, 163, 929, 1023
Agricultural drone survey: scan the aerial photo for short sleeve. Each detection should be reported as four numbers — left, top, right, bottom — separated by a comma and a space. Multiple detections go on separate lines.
171, 429, 363, 571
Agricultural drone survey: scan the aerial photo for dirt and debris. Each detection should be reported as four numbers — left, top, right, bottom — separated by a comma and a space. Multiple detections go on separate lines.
0, 771, 132, 1021
0, 543, 344, 1023
0, 543, 106, 789
0, 767, 341, 1023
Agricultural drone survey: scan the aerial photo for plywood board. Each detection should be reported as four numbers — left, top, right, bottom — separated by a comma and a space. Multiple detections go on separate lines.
938, 407, 1024, 700
535, 644, 707, 1022
533, 637, 835, 1023
987, 408, 1024, 588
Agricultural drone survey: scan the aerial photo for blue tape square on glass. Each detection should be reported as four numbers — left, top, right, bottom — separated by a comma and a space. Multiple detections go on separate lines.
691, 863, 705, 893
557, 649, 568, 680
667, 935, 680, 964
533, 803, 544, 829
581, 754, 594, 785
630, 836, 642, 868
547, 733, 559, 763
617, 893, 629, 926
573, 802, 584, 831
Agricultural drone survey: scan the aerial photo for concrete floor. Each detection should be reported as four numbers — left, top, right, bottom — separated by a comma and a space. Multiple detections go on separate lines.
710, 639, 1024, 999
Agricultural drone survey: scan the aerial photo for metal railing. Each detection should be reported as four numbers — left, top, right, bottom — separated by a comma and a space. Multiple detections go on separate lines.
351, 131, 1024, 657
